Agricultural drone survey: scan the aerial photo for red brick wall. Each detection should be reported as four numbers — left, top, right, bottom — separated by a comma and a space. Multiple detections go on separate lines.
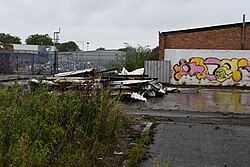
159, 34, 165, 60
245, 25, 250, 50
159, 25, 250, 60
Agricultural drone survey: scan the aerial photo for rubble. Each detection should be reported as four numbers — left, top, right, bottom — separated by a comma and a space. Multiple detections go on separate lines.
27, 67, 167, 102
0, 67, 190, 101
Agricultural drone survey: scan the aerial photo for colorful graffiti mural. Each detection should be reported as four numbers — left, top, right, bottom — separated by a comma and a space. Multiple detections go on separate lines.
173, 57, 250, 82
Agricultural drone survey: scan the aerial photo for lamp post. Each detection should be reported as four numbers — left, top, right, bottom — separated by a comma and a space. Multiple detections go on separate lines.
77, 41, 84, 51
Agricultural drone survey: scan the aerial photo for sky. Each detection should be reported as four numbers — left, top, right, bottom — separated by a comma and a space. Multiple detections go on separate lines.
0, 0, 249, 50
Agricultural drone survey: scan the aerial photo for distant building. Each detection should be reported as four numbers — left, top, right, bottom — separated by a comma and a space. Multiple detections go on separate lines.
0, 43, 14, 73
12, 44, 55, 64
159, 22, 250, 60
0, 43, 55, 74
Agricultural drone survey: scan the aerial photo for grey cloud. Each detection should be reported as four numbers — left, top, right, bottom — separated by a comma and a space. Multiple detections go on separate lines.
0, 0, 249, 49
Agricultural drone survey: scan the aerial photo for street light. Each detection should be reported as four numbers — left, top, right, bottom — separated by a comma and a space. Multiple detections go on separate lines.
77, 41, 84, 51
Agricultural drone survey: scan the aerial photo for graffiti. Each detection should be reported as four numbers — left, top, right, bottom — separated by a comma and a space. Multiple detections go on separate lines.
173, 57, 250, 82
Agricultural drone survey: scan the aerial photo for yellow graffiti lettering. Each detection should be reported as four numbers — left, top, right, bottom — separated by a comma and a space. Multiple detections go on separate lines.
215, 59, 238, 82
232, 70, 242, 82
174, 72, 185, 80
238, 58, 248, 67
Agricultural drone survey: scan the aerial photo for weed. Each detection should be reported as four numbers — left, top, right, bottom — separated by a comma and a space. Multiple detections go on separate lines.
182, 81, 186, 86
0, 84, 127, 166
127, 129, 151, 167
151, 153, 172, 167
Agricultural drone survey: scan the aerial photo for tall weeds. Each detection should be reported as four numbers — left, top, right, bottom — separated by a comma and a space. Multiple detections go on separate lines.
0, 84, 127, 166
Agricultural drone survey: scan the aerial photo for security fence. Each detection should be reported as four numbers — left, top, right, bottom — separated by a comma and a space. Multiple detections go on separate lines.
0, 50, 54, 75
58, 50, 126, 72
0, 50, 126, 75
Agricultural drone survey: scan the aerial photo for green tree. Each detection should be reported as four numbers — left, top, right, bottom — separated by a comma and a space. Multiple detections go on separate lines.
117, 45, 159, 71
150, 46, 159, 60
25, 34, 53, 45
0, 33, 21, 44
57, 41, 79, 52
96, 47, 105, 50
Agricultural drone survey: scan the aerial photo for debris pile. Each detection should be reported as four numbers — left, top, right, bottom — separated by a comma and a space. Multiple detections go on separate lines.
29, 67, 166, 102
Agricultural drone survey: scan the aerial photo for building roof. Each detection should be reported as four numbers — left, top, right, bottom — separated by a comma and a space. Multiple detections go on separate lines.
160, 22, 250, 35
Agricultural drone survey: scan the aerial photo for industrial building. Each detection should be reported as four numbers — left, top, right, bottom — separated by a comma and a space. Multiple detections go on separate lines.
0, 43, 55, 74
157, 21, 250, 86
159, 22, 250, 60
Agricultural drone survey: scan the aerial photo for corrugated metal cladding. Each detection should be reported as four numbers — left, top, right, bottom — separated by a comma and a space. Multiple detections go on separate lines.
144, 61, 171, 83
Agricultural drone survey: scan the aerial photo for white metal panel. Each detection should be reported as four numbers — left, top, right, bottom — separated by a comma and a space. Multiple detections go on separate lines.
13, 44, 39, 51
144, 61, 171, 83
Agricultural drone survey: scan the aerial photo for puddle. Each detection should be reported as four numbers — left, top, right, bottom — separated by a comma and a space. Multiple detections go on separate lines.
126, 89, 250, 114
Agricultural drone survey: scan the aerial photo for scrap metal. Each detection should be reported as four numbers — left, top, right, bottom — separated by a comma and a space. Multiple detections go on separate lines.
27, 67, 167, 102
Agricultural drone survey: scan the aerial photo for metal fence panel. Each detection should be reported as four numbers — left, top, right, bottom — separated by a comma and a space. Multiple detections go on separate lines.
58, 51, 126, 71
144, 60, 171, 83
0, 51, 54, 75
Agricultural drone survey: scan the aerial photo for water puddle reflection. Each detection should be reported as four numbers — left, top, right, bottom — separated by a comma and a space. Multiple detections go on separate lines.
129, 89, 250, 114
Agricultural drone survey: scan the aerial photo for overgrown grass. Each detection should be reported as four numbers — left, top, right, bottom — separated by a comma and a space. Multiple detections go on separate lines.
127, 129, 151, 167
0, 84, 127, 166
151, 153, 172, 167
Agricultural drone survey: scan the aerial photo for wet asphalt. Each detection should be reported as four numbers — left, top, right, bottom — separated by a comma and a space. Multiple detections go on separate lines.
140, 123, 250, 167
125, 88, 250, 167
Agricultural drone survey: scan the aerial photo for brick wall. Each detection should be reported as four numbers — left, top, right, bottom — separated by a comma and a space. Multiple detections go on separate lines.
159, 24, 250, 60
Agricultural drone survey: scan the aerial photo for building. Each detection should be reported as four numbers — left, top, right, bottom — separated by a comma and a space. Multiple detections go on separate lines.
0, 44, 55, 74
0, 43, 14, 73
158, 22, 250, 86
159, 22, 250, 60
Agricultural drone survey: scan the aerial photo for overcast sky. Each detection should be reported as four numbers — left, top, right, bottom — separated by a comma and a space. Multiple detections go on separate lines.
0, 0, 249, 50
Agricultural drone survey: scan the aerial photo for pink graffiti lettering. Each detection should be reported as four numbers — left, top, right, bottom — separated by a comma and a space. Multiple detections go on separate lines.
173, 57, 250, 83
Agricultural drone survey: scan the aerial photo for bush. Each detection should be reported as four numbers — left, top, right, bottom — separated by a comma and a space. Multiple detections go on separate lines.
0, 85, 127, 166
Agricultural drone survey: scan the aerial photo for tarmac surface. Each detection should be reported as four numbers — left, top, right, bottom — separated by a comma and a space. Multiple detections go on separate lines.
140, 123, 250, 167
125, 88, 250, 167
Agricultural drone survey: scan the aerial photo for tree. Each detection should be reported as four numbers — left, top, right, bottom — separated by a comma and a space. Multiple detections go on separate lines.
150, 46, 159, 60
96, 47, 105, 50
0, 33, 21, 44
25, 34, 53, 45
116, 45, 159, 71
57, 41, 79, 52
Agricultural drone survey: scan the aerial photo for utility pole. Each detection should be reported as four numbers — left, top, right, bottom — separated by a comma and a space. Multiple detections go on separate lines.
53, 27, 60, 75
242, 14, 246, 49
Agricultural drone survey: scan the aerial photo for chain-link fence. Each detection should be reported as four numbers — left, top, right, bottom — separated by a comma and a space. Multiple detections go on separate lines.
1, 47, 126, 75
58, 50, 126, 72
0, 50, 54, 75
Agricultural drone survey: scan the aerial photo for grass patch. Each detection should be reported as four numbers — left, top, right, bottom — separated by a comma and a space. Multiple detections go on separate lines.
151, 153, 172, 167
0, 84, 128, 166
127, 129, 151, 167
